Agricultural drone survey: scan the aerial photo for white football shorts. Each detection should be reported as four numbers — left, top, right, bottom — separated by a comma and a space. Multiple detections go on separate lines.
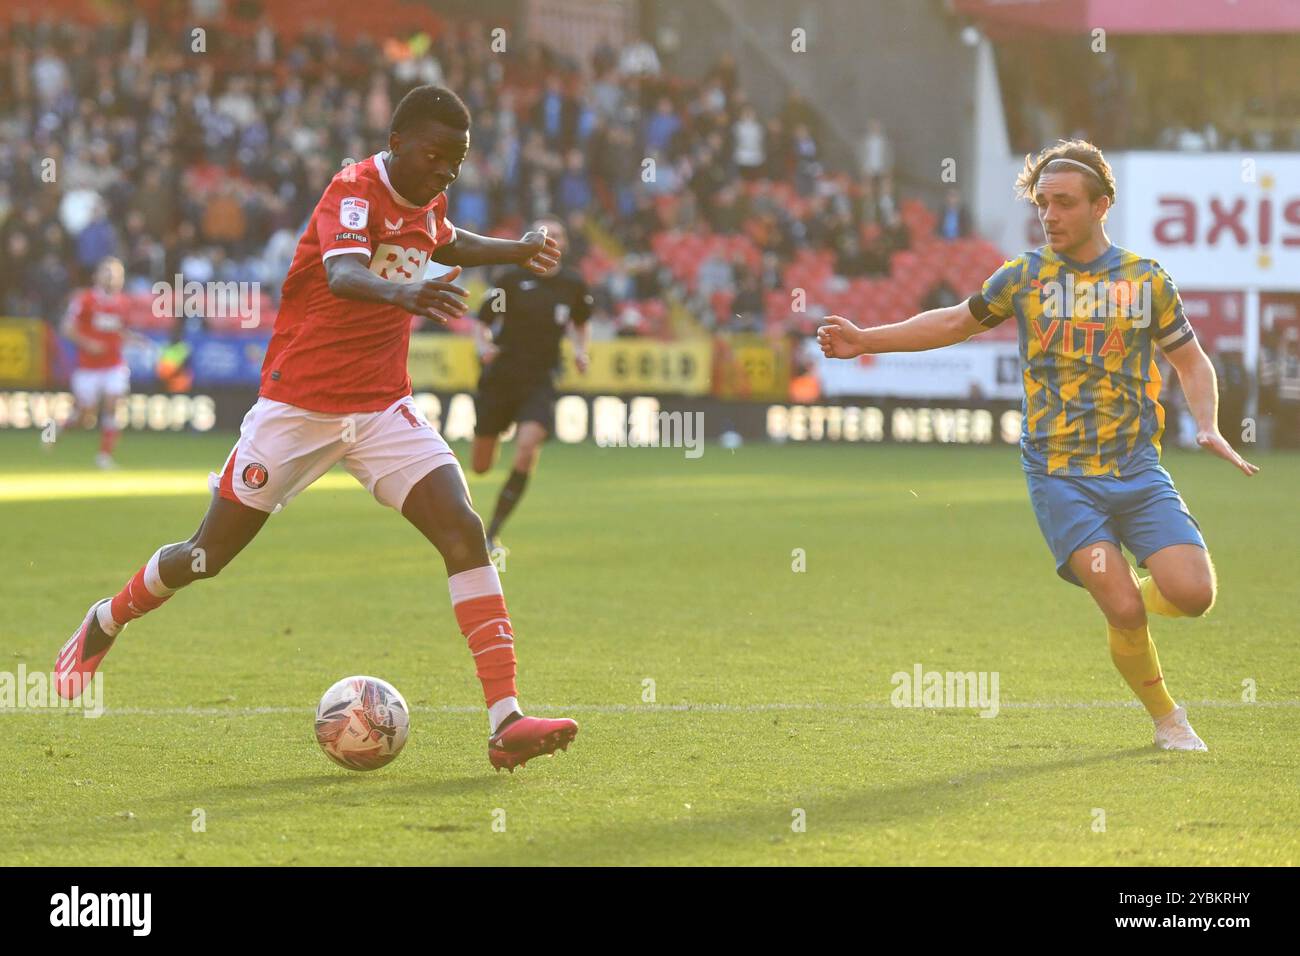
71, 364, 130, 407
209, 395, 460, 514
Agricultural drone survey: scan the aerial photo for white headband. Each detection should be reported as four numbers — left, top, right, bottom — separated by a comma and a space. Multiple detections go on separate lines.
1043, 157, 1102, 180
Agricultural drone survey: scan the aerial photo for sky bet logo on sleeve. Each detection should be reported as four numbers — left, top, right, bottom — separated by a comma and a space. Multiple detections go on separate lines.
50, 886, 151, 936
339, 197, 369, 230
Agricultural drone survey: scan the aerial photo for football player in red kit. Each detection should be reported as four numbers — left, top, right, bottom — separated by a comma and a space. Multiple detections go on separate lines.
55, 86, 577, 771
62, 256, 134, 468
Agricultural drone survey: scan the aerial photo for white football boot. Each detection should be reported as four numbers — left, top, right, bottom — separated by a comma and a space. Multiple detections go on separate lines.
1154, 705, 1208, 752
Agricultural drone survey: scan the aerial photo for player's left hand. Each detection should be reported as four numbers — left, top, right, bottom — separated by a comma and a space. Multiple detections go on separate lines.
1196, 429, 1260, 476
519, 228, 561, 275
574, 350, 590, 374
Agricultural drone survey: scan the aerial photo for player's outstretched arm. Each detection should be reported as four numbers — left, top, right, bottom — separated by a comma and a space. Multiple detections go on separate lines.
432, 227, 560, 275
1164, 338, 1260, 476
816, 300, 986, 359
324, 254, 468, 324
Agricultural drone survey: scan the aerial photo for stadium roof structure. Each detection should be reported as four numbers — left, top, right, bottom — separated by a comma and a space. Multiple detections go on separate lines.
952, 0, 1300, 36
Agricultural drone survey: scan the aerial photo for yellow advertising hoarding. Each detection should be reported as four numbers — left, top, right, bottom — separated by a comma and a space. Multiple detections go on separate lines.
406, 333, 480, 391
712, 334, 790, 401
557, 338, 712, 395
407, 334, 714, 396
0, 318, 46, 387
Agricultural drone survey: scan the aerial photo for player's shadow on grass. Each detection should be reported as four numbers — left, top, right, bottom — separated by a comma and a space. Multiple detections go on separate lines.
443, 745, 1159, 864
19, 771, 502, 854
169, 769, 502, 810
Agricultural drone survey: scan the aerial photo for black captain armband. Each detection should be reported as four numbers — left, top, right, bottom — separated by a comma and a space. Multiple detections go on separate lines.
1157, 322, 1196, 353
967, 293, 1013, 330
966, 293, 1006, 328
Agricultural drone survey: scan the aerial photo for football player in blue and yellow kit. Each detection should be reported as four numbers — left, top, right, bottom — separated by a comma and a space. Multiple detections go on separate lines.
817, 140, 1258, 751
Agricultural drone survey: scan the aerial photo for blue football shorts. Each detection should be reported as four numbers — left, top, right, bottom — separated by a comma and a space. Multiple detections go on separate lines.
1025, 465, 1207, 587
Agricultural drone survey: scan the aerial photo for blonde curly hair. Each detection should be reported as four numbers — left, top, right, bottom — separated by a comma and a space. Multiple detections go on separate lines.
1015, 140, 1116, 215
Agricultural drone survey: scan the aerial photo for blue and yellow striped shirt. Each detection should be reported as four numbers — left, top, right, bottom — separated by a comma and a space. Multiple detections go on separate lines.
969, 244, 1196, 477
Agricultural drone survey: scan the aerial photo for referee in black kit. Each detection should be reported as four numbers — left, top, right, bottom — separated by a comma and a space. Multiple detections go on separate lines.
471, 218, 593, 552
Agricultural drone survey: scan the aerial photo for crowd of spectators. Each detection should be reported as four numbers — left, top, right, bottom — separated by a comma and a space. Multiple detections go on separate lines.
998, 34, 1300, 156
0, 9, 976, 342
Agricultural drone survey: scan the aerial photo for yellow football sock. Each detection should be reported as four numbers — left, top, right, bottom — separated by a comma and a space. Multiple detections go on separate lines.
1139, 575, 1187, 618
1108, 623, 1177, 719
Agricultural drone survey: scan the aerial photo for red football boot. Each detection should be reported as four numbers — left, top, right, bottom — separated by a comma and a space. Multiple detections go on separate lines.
488, 714, 578, 772
54, 600, 118, 700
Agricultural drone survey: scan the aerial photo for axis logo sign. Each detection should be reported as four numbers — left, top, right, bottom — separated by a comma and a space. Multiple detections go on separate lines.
1122, 154, 1300, 290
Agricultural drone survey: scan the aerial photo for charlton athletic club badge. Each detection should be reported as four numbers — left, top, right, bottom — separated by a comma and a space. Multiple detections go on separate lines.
242, 462, 269, 489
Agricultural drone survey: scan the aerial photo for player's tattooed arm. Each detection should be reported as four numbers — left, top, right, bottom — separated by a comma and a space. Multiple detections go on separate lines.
1163, 337, 1260, 476
324, 254, 469, 324
432, 227, 561, 275
816, 300, 986, 359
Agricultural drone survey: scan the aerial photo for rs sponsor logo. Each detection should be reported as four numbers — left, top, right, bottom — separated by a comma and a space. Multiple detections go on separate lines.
370, 243, 430, 282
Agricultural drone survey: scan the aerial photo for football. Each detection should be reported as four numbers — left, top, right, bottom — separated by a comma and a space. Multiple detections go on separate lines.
314, 676, 410, 771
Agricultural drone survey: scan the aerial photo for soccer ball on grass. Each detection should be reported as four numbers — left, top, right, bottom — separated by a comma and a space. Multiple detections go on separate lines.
314, 675, 410, 771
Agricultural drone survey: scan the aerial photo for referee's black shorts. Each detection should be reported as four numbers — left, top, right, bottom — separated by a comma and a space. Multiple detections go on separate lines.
474, 372, 557, 438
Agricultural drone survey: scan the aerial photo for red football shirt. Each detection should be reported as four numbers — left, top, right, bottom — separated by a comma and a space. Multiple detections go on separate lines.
69, 289, 128, 369
260, 151, 457, 413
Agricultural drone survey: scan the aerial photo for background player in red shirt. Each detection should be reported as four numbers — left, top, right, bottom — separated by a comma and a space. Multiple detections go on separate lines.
61, 256, 137, 468
56, 87, 578, 772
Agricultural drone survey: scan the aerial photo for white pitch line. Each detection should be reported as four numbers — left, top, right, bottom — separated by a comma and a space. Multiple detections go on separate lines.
2, 700, 1297, 718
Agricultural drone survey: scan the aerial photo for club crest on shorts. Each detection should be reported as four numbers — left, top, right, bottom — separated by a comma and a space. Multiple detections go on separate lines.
242, 462, 270, 489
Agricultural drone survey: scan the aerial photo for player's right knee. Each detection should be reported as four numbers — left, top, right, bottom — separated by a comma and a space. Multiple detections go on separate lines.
1104, 592, 1147, 630
458, 506, 487, 543
437, 506, 486, 558
1167, 581, 1216, 618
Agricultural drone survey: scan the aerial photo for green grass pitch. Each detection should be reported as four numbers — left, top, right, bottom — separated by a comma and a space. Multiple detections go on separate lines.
1, 429, 1296, 865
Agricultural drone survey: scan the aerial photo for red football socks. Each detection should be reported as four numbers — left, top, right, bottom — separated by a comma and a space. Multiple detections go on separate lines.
104, 548, 179, 635
448, 564, 519, 728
